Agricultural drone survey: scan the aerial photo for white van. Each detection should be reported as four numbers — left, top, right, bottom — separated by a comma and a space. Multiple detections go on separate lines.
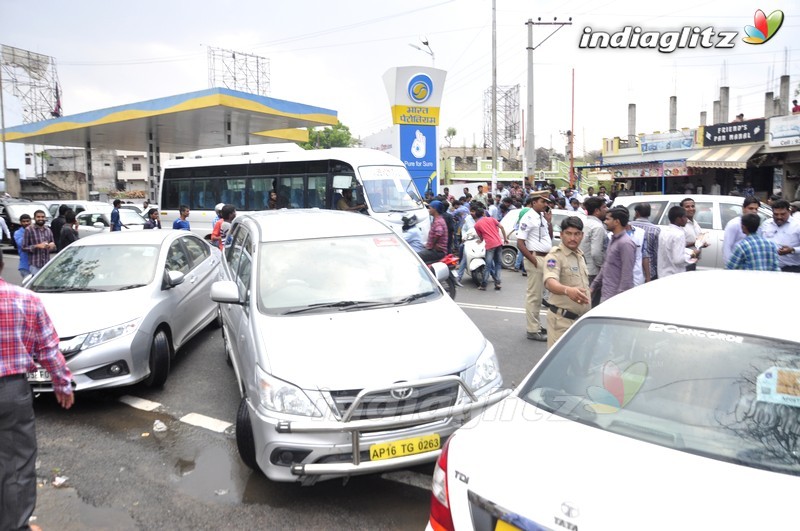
211, 209, 507, 484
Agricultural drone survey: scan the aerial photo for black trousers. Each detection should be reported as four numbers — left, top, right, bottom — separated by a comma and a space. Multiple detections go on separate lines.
782, 265, 800, 273
0, 374, 37, 531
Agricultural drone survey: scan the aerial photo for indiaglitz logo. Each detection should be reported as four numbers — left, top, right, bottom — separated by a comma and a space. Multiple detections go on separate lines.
408, 74, 432, 104
742, 9, 784, 44
579, 8, 785, 53
585, 361, 647, 414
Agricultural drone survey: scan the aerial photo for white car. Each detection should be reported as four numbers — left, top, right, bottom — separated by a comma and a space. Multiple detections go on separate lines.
429, 270, 799, 530
76, 208, 147, 237
25, 230, 221, 391
212, 209, 507, 484
612, 194, 772, 269
499, 209, 587, 269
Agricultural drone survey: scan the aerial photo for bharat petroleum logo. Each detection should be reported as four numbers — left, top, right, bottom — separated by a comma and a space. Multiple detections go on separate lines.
585, 361, 647, 414
742, 9, 784, 44
408, 74, 433, 104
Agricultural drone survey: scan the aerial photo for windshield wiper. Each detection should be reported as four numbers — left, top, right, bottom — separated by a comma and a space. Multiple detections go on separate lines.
34, 286, 109, 293
117, 284, 147, 291
394, 291, 436, 304
282, 300, 386, 315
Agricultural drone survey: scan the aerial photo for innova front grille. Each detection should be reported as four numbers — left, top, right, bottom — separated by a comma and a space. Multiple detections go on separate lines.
329, 378, 461, 421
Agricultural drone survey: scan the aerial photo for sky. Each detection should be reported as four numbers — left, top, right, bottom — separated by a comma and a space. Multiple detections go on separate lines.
1, 0, 798, 176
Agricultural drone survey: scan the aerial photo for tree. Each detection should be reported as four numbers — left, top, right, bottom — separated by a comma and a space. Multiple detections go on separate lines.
445, 127, 457, 147
582, 150, 602, 165
301, 121, 357, 150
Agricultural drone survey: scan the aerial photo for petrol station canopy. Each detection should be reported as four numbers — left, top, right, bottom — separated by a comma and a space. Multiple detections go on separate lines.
0, 87, 338, 152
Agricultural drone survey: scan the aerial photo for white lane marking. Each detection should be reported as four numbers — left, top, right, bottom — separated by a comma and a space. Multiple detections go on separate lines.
118, 395, 162, 412
457, 302, 547, 316
381, 470, 432, 491
179, 412, 233, 433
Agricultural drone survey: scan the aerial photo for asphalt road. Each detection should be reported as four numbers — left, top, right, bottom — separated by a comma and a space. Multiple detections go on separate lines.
7, 249, 550, 530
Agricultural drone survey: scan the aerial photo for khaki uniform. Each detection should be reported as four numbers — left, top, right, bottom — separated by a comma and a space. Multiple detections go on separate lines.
543, 243, 590, 348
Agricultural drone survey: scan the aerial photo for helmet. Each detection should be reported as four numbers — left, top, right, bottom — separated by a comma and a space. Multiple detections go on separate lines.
402, 214, 418, 230
215, 203, 225, 213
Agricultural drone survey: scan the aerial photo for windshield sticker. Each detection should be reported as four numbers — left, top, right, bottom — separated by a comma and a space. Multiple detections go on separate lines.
373, 236, 399, 247
648, 323, 743, 343
757, 367, 800, 407
585, 361, 648, 414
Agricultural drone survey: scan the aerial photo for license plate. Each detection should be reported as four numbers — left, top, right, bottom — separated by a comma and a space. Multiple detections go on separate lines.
369, 433, 440, 461
495, 521, 522, 531
27, 368, 51, 383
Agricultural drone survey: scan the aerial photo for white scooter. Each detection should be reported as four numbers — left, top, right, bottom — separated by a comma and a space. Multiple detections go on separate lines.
462, 228, 486, 287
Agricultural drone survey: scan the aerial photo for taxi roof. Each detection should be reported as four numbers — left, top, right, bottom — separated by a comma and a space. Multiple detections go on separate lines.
584, 270, 797, 343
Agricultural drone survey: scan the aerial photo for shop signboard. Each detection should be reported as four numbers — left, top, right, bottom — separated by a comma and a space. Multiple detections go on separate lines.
701, 119, 765, 146
768, 115, 800, 147
640, 131, 696, 152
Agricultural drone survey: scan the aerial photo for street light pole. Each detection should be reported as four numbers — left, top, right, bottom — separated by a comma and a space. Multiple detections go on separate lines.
408, 40, 435, 66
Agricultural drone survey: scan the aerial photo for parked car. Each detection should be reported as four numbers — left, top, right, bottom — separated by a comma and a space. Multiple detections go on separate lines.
0, 199, 52, 247
212, 209, 507, 483
428, 270, 799, 530
612, 194, 772, 268
76, 209, 147, 237
40, 200, 110, 218
24, 230, 221, 391
498, 209, 587, 269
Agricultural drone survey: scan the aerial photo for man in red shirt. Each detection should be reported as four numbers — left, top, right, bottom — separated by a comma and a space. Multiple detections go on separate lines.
0, 251, 74, 530
473, 205, 509, 290
418, 200, 449, 263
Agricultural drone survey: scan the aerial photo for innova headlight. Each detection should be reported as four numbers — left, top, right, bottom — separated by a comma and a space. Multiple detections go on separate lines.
470, 342, 500, 391
255, 365, 322, 417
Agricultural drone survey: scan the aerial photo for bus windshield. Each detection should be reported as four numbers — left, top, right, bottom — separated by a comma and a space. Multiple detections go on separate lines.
359, 165, 423, 213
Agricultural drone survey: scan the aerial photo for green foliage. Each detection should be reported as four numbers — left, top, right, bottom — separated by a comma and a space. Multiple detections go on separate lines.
301, 121, 357, 150
445, 127, 457, 147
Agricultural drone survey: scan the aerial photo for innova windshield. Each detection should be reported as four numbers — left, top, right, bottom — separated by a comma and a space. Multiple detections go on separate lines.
359, 165, 423, 213
257, 233, 439, 314
519, 317, 800, 476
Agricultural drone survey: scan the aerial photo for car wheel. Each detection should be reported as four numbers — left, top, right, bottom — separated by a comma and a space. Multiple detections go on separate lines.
144, 329, 171, 388
501, 247, 517, 269
222, 324, 233, 368
214, 305, 223, 328
236, 397, 259, 471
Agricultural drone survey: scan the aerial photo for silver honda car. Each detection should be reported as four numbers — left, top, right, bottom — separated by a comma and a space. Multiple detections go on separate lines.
25, 230, 221, 391
212, 209, 507, 484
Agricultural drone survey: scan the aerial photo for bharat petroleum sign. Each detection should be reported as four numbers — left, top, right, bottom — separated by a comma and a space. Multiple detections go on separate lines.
384, 68, 446, 126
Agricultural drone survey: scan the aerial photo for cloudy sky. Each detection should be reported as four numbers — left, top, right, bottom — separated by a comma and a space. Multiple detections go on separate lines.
1, 0, 798, 175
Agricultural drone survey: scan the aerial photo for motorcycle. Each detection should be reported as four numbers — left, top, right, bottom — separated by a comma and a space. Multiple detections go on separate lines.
422, 253, 459, 300
462, 228, 486, 287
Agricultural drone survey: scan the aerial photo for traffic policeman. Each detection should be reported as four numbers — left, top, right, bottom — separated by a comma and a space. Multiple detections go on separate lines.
543, 216, 591, 348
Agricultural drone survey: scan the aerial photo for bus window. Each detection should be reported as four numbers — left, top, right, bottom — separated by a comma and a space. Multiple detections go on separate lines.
308, 175, 327, 209
250, 177, 275, 210
277, 177, 304, 208
220, 179, 246, 209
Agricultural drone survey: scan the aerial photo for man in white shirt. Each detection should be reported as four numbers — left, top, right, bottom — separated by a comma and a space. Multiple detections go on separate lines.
761, 199, 800, 272
626, 222, 646, 286
790, 200, 800, 221
680, 197, 709, 271
579, 196, 609, 286
658, 205, 698, 278
517, 191, 553, 341
722, 196, 762, 263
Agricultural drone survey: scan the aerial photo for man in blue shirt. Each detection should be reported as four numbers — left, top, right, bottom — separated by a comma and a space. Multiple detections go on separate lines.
14, 214, 31, 278
727, 213, 780, 271
172, 205, 191, 231
110, 199, 123, 231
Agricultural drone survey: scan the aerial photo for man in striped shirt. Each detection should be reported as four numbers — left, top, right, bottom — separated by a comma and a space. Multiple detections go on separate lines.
726, 213, 780, 271
0, 250, 74, 530
22, 209, 56, 274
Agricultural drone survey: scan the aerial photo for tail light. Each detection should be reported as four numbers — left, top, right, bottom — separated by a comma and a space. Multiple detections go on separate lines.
442, 254, 459, 268
429, 436, 455, 531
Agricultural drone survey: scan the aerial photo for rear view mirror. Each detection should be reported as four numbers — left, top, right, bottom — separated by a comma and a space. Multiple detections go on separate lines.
332, 175, 353, 190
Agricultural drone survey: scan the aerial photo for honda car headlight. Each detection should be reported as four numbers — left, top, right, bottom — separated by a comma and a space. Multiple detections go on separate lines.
470, 342, 500, 391
255, 365, 322, 417
63, 319, 141, 353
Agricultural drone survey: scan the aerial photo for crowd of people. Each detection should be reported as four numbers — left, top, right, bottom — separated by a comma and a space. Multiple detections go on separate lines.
421, 182, 800, 348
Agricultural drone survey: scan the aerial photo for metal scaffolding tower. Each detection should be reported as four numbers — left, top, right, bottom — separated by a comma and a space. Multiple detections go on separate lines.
483, 84, 520, 154
1, 45, 61, 123
207, 47, 270, 96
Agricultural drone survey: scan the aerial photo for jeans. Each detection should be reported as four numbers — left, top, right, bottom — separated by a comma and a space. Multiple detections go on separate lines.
514, 249, 525, 271
482, 246, 502, 287
457, 243, 467, 280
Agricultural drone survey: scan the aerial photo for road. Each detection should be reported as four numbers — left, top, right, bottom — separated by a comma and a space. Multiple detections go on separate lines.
6, 250, 550, 530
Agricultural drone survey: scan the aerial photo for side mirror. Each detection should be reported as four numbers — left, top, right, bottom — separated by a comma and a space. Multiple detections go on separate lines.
93, 222, 105, 229
211, 280, 242, 304
165, 270, 185, 288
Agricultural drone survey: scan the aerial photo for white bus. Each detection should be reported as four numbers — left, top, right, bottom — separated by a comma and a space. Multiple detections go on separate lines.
158, 146, 430, 239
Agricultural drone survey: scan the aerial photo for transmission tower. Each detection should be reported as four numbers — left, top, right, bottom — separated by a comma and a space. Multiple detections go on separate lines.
207, 47, 270, 96
1, 45, 62, 123
483, 84, 520, 155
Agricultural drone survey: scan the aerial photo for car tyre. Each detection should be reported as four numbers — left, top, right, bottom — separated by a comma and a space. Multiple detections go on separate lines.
236, 397, 259, 471
501, 247, 517, 269
144, 329, 171, 388
214, 305, 223, 329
